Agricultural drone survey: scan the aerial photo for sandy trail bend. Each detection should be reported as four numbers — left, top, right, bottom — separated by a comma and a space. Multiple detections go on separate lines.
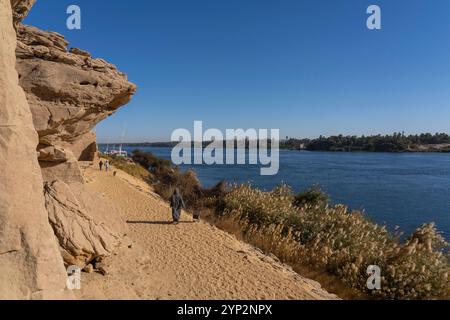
76, 166, 337, 300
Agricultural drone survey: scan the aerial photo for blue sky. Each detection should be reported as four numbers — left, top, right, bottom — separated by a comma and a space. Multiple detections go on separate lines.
25, 0, 450, 142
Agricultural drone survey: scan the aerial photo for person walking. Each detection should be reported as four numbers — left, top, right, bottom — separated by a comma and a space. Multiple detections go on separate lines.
170, 188, 185, 224
105, 160, 110, 172
99, 160, 104, 171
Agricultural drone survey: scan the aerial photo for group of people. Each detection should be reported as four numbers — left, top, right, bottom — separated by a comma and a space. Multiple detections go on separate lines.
98, 160, 110, 172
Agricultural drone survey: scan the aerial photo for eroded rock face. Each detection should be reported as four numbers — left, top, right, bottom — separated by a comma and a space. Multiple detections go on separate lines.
44, 181, 121, 269
0, 0, 70, 299
4, 0, 130, 291
14, 6, 136, 181
10, 0, 35, 27
16, 24, 136, 149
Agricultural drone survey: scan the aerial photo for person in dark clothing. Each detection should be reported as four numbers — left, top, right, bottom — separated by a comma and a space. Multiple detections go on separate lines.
192, 210, 201, 222
170, 188, 185, 224
99, 160, 104, 171
192, 194, 204, 222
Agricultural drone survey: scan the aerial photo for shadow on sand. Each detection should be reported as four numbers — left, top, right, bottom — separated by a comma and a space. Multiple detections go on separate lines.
126, 220, 194, 225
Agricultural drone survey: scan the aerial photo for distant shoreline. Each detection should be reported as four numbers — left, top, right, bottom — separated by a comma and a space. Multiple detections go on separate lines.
98, 142, 450, 153
99, 132, 450, 153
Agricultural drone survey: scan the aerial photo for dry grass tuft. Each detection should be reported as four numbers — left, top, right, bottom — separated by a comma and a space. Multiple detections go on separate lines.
220, 184, 450, 300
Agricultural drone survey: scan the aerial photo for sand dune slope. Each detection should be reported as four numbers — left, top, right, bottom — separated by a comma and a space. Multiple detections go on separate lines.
76, 166, 337, 300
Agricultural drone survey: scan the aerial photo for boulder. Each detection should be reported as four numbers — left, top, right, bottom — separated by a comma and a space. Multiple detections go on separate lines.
83, 264, 94, 274
0, 0, 70, 299
44, 181, 121, 269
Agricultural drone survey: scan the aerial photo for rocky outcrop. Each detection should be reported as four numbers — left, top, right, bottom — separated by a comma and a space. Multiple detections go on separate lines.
0, 0, 70, 299
14, 4, 136, 182
44, 181, 121, 268
10, 0, 35, 27
16, 25, 136, 154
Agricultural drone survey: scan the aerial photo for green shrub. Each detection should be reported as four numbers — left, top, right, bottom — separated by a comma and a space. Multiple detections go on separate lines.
293, 185, 329, 207
132, 150, 171, 171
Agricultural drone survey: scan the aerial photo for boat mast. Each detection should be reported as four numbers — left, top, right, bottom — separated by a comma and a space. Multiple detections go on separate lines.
119, 125, 127, 155
106, 138, 110, 153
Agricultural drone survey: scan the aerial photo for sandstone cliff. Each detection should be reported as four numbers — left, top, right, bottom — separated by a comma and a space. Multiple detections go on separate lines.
0, 0, 70, 299
1, 0, 135, 285
14, 4, 136, 182
14, 0, 135, 268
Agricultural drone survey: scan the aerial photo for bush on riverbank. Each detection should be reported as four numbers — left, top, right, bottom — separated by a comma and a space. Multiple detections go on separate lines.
293, 185, 329, 207
220, 184, 450, 299
131, 149, 172, 172
101, 154, 151, 180
281, 132, 450, 152
153, 167, 203, 208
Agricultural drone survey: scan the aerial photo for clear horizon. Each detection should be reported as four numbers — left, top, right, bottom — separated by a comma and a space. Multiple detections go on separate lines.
25, 0, 450, 143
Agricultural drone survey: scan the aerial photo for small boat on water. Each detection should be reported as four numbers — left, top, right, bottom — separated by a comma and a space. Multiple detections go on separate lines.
105, 149, 128, 157
104, 144, 128, 158
103, 127, 128, 157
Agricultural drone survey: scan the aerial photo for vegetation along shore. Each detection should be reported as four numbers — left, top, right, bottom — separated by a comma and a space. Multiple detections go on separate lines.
104, 150, 450, 300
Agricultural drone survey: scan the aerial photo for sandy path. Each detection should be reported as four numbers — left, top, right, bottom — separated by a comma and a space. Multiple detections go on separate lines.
76, 165, 336, 300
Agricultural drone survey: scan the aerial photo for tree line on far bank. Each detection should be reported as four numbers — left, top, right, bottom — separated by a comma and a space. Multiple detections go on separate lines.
281, 132, 450, 152
103, 132, 450, 153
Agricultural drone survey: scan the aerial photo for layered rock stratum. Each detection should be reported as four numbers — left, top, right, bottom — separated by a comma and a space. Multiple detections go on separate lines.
0, 0, 70, 299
